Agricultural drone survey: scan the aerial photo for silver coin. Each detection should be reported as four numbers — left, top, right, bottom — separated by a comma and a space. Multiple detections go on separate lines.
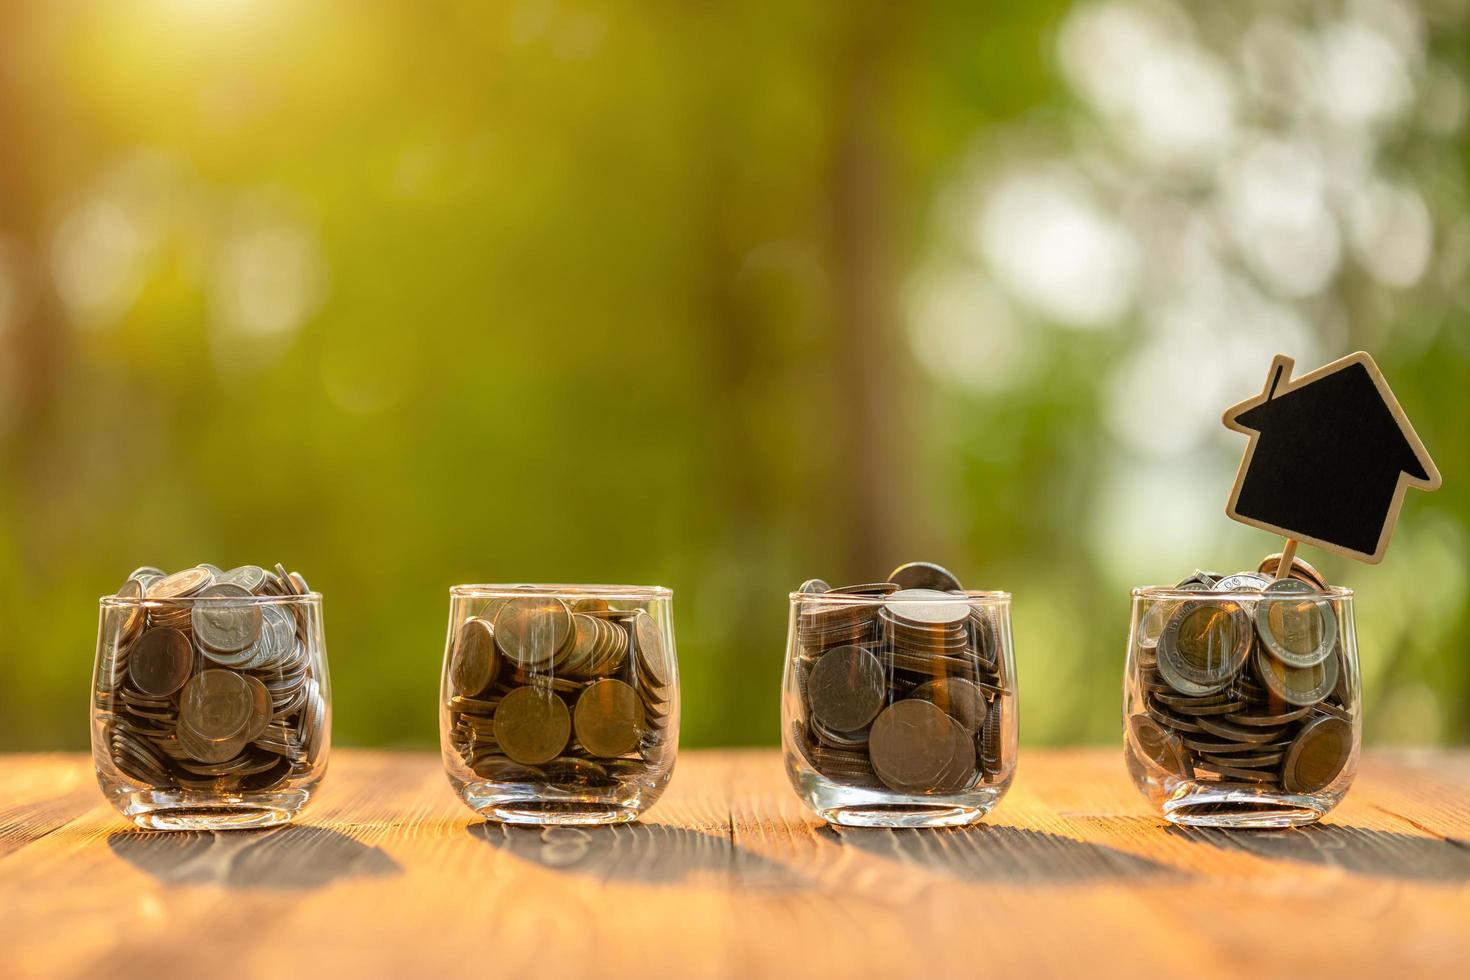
1212, 572, 1273, 592
1255, 579, 1337, 669
218, 565, 268, 593
882, 589, 970, 628
192, 584, 263, 654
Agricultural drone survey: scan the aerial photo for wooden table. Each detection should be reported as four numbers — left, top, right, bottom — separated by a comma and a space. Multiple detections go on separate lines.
2, 749, 1467, 979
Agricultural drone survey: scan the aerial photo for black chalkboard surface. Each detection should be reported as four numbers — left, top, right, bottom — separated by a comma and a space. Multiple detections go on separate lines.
1223, 352, 1441, 564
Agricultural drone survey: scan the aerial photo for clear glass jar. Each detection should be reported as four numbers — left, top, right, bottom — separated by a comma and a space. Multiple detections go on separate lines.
1123, 584, 1360, 827
440, 584, 679, 825
781, 589, 1018, 827
91, 566, 331, 830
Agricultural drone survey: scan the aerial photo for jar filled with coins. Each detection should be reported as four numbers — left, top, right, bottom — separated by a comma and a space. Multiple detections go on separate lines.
91, 564, 331, 830
1123, 555, 1360, 827
440, 584, 679, 825
781, 562, 1018, 827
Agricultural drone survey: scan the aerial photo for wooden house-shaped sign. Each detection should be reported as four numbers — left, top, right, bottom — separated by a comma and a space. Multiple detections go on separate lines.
1223, 352, 1441, 564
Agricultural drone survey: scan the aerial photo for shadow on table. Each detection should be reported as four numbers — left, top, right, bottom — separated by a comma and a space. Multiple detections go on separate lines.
820, 824, 1180, 884
107, 826, 401, 889
1169, 824, 1470, 881
468, 822, 805, 889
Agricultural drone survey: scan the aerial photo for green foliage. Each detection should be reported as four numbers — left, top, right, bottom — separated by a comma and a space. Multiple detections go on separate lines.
0, 0, 1465, 750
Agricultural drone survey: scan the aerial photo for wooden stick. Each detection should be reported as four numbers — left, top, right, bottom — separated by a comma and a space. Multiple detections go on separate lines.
1279, 537, 1300, 573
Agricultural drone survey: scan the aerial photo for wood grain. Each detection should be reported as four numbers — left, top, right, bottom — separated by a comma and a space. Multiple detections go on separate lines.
0, 749, 1465, 980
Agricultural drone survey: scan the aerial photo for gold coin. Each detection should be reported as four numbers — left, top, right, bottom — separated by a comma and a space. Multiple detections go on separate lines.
573, 679, 644, 758
449, 618, 498, 696
492, 686, 570, 765
494, 597, 572, 668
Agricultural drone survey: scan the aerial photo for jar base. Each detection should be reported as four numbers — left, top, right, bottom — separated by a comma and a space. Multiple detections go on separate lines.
472, 801, 642, 826
452, 775, 665, 826
797, 771, 1010, 827
1163, 787, 1332, 828
819, 802, 992, 828
114, 788, 310, 831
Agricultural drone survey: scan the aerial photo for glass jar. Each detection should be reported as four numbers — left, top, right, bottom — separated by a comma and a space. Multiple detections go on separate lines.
781, 589, 1017, 827
1123, 583, 1360, 827
91, 565, 331, 830
440, 584, 679, 825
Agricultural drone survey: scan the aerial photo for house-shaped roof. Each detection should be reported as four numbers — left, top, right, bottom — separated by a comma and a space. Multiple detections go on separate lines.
1223, 352, 1441, 564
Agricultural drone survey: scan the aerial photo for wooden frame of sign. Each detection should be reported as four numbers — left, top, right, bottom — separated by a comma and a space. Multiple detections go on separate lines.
1222, 351, 1441, 565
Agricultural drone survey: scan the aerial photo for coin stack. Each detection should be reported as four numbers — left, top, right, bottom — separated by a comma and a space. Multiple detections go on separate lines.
1128, 554, 1354, 795
445, 596, 673, 789
789, 562, 1011, 796
97, 564, 327, 794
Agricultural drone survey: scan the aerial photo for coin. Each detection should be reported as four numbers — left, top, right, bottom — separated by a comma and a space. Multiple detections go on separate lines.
450, 618, 498, 697
883, 589, 971, 628
146, 567, 213, 600
868, 699, 958, 793
192, 584, 263, 654
806, 645, 886, 731
180, 669, 257, 742
128, 628, 194, 697
1254, 643, 1338, 707
887, 562, 964, 593
1256, 553, 1331, 591
632, 611, 669, 689
979, 695, 1005, 776
1195, 715, 1288, 744
573, 678, 644, 758
493, 686, 571, 765
797, 579, 832, 594
1281, 714, 1352, 793
1129, 713, 1190, 776
827, 583, 901, 596
1157, 600, 1250, 694
494, 597, 572, 668
1223, 704, 1314, 727
105, 578, 146, 651
910, 677, 987, 734
1255, 579, 1336, 668
1212, 572, 1273, 592
934, 715, 978, 793
218, 565, 268, 592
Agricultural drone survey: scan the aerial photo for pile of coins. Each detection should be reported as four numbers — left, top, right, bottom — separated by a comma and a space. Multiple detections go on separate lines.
96, 564, 327, 793
788, 562, 1011, 795
1128, 553, 1354, 795
445, 595, 674, 789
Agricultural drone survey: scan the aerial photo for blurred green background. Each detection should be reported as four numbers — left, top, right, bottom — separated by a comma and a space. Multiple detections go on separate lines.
1, 0, 1466, 752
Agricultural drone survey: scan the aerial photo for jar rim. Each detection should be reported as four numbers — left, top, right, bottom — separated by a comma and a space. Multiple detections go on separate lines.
99, 592, 322, 607
1131, 584, 1353, 600
449, 583, 672, 600
788, 589, 1011, 604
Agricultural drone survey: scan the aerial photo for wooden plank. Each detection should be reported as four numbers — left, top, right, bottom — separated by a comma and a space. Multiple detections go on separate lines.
0, 749, 1464, 980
